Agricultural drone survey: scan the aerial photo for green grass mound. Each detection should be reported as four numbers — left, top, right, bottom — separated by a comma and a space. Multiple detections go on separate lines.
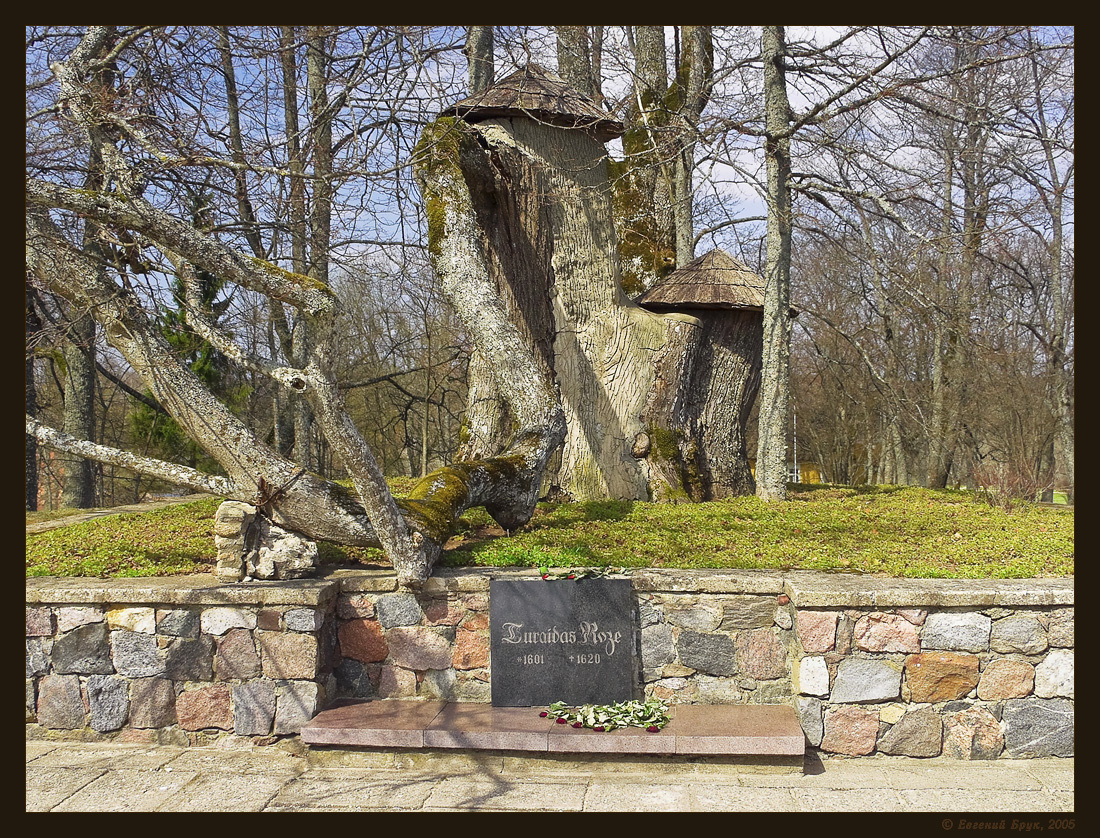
26, 484, 1073, 580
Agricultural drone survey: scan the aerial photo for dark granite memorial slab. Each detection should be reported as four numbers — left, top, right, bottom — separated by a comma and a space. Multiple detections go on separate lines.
490, 577, 635, 707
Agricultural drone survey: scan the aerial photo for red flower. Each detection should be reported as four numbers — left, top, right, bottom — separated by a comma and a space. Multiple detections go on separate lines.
572, 722, 583, 728
593, 726, 605, 732
556, 717, 567, 724
541, 574, 549, 580
567, 574, 575, 579
539, 711, 548, 717
646, 726, 660, 733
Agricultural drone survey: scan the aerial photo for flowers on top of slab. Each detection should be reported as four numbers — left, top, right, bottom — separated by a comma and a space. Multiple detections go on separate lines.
540, 698, 671, 732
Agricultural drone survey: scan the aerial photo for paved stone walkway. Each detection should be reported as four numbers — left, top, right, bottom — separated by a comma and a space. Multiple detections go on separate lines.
26, 494, 211, 536
26, 738, 1074, 813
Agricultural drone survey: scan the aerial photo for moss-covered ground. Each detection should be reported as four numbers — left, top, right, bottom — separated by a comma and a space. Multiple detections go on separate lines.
26, 483, 1073, 580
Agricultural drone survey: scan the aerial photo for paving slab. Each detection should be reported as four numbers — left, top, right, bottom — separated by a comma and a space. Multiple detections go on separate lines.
49, 767, 199, 812
423, 776, 588, 811
25, 767, 103, 812
582, 780, 694, 811
689, 784, 801, 812
159, 773, 293, 812
793, 788, 910, 811
897, 788, 1073, 813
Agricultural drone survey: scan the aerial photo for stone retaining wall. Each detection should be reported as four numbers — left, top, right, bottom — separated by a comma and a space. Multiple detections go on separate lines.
26, 568, 1073, 759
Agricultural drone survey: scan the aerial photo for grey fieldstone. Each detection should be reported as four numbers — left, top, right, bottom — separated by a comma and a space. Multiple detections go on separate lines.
717, 595, 777, 630
667, 604, 722, 632
52, 622, 114, 675
233, 680, 276, 736
421, 667, 459, 700
774, 606, 793, 630
641, 622, 675, 674
1034, 649, 1073, 699
36, 674, 86, 729
26, 679, 36, 723
111, 629, 166, 677
165, 635, 215, 681
129, 677, 176, 728
921, 612, 991, 652
156, 609, 201, 638
201, 607, 256, 636
334, 658, 377, 699
87, 674, 129, 732
1002, 698, 1074, 757
215, 628, 262, 680
1047, 608, 1073, 647
990, 615, 1048, 655
676, 629, 737, 676
877, 706, 942, 757
26, 637, 51, 677
637, 599, 660, 628
376, 593, 424, 628
796, 696, 824, 747
830, 658, 902, 703
274, 680, 321, 734
454, 676, 492, 702
249, 517, 319, 580
749, 680, 793, 703
285, 608, 324, 632
694, 675, 742, 704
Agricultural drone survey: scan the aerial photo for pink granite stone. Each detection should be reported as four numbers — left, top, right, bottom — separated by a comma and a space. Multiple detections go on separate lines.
386, 626, 452, 671
452, 628, 489, 670
256, 630, 319, 679
796, 611, 838, 653
424, 598, 464, 626
943, 706, 1004, 759
336, 594, 376, 620
736, 628, 788, 680
820, 705, 878, 755
338, 618, 388, 663
176, 684, 233, 731
854, 612, 920, 653
977, 658, 1035, 700
376, 665, 417, 698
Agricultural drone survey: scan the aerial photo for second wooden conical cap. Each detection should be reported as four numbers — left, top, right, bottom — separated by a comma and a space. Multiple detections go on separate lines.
637, 250, 767, 312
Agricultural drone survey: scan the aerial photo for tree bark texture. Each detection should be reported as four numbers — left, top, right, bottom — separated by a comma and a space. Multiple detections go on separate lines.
757, 25, 793, 502
416, 114, 734, 503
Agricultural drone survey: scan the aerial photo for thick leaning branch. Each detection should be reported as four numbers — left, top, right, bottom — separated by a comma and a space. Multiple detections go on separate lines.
26, 415, 235, 496
26, 179, 335, 317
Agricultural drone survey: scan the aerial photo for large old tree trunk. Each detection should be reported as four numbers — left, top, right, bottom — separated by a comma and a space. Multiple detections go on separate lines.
416, 110, 705, 503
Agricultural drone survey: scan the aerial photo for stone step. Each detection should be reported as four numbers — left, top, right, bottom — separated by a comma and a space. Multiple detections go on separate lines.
302, 700, 805, 762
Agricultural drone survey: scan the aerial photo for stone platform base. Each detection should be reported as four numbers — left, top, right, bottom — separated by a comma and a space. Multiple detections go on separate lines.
302, 700, 805, 769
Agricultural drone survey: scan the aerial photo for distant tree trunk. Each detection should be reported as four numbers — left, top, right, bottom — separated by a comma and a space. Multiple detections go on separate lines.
756, 25, 793, 502
26, 285, 40, 510
465, 26, 494, 94
555, 26, 600, 102
61, 311, 97, 508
